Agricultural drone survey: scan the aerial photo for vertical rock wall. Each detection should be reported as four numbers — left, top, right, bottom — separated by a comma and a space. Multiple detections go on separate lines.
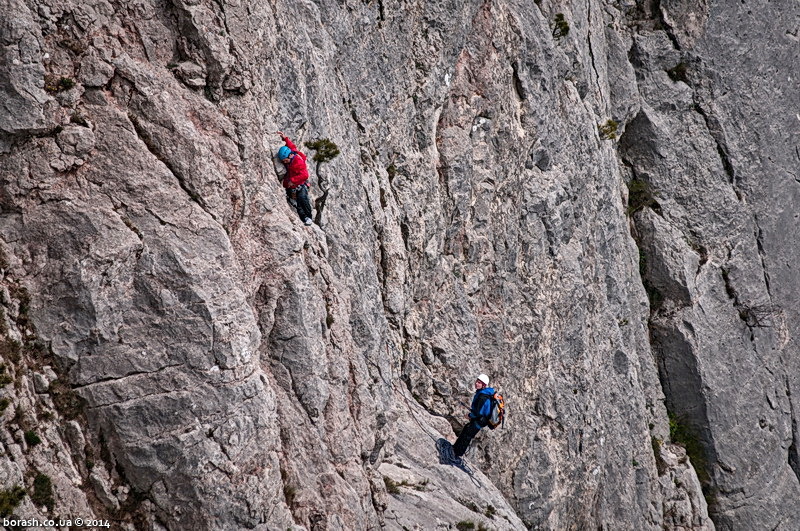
0, 0, 796, 529
619, 1, 800, 528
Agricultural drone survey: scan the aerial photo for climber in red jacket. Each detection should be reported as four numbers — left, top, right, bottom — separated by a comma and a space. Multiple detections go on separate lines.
276, 131, 313, 225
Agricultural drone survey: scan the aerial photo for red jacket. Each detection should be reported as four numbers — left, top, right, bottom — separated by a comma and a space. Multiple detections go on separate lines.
281, 136, 310, 189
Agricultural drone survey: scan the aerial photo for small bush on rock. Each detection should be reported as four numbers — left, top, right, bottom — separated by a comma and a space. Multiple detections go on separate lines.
552, 14, 570, 39
44, 75, 76, 93
666, 62, 689, 83
668, 413, 709, 484
383, 476, 400, 494
305, 139, 340, 164
0, 486, 26, 517
31, 473, 54, 511
0, 364, 11, 388
24, 430, 41, 447
599, 119, 619, 140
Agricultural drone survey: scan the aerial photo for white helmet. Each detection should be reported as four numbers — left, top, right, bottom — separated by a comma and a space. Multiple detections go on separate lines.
476, 374, 490, 386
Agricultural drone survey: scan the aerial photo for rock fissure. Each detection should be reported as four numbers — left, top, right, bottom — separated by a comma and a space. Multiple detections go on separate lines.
143, 206, 178, 229
585, 0, 605, 105
127, 113, 222, 227
82, 387, 189, 411
692, 101, 738, 191
72, 362, 185, 390
654, 2, 682, 51
753, 215, 772, 297
788, 375, 800, 484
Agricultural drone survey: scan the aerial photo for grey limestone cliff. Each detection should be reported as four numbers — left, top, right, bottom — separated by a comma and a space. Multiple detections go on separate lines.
0, 0, 797, 529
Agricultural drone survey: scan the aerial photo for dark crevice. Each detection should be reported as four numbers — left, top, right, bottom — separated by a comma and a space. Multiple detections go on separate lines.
623, 1, 738, 521
794, 145, 800, 172
312, 162, 330, 226
368, 438, 385, 465
72, 363, 184, 390
313, 189, 328, 226
113, 208, 144, 243
378, 187, 387, 209
753, 215, 772, 295
720, 267, 737, 302
209, 0, 231, 36
653, 0, 682, 50
349, 105, 367, 134
625, 146, 717, 513
399, 220, 410, 252
511, 62, 526, 101
625, 174, 663, 217
585, 0, 605, 99
377, 239, 387, 290
651, 324, 718, 506
693, 103, 738, 189
686, 230, 708, 271
625, 0, 679, 49
787, 377, 800, 484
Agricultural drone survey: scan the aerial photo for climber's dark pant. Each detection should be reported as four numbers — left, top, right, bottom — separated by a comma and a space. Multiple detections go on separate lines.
453, 421, 482, 457
287, 184, 312, 221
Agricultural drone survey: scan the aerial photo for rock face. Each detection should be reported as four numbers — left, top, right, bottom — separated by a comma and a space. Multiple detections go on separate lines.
0, 0, 796, 529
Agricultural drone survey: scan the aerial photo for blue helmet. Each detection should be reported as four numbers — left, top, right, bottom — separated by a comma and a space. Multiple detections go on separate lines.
278, 146, 292, 160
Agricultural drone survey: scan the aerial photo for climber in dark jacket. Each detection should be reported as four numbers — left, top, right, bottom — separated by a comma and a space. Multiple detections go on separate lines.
276, 131, 313, 226
453, 374, 495, 457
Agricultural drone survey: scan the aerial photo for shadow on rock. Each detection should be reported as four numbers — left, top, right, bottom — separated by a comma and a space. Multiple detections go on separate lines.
436, 438, 482, 487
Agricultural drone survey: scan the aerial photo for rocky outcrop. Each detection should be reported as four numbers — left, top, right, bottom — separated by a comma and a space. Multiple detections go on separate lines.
0, 0, 53, 137
620, 1, 800, 528
0, 268, 101, 526
0, 0, 796, 529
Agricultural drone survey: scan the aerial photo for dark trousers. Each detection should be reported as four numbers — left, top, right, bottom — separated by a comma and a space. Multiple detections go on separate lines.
453, 421, 482, 457
287, 184, 312, 221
